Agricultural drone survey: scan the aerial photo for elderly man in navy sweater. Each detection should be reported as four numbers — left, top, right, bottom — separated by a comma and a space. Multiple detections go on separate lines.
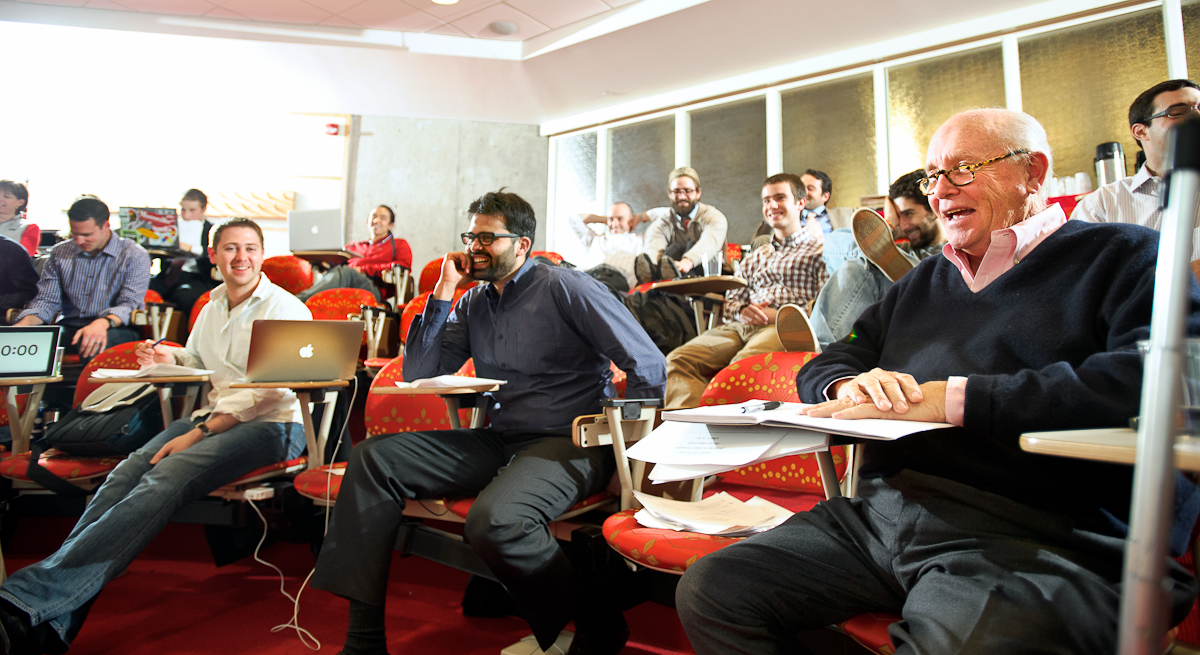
675, 108, 1200, 654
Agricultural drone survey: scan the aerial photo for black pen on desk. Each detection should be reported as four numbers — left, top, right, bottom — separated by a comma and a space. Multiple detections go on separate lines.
740, 401, 782, 414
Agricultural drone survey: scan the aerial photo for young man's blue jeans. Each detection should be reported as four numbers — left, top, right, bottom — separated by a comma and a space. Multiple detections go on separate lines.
0, 418, 304, 646
810, 233, 919, 349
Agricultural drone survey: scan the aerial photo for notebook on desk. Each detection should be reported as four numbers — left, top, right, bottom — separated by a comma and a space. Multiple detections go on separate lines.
0, 326, 62, 378
245, 320, 363, 383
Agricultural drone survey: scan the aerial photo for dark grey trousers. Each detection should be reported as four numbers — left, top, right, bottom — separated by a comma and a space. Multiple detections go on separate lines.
311, 428, 616, 648
676, 470, 1198, 655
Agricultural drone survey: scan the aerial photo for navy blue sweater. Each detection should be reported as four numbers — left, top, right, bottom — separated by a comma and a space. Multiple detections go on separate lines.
799, 220, 1200, 546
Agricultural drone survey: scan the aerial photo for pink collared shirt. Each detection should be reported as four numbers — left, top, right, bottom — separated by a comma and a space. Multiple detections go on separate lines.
941, 203, 1068, 425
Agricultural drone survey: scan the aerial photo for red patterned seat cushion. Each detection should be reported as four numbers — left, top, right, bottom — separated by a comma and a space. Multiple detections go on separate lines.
364, 357, 396, 369
0, 449, 123, 482
400, 289, 467, 345
230, 457, 307, 484
304, 288, 380, 320
838, 612, 900, 654
261, 256, 314, 295
445, 490, 613, 520
0, 394, 29, 429
295, 463, 346, 502
365, 357, 476, 435
418, 258, 445, 295
529, 251, 566, 265
718, 449, 847, 493
602, 509, 744, 573
189, 290, 211, 332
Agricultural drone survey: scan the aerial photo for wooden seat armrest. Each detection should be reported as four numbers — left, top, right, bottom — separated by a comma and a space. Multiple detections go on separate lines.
571, 399, 663, 510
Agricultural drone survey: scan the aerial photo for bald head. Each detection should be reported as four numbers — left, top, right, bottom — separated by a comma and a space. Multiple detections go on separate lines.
924, 109, 1052, 266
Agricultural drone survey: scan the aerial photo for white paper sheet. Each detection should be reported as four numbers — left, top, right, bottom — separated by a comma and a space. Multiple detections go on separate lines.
632, 491, 794, 536
395, 374, 507, 390
646, 430, 829, 482
92, 363, 213, 378
626, 421, 793, 466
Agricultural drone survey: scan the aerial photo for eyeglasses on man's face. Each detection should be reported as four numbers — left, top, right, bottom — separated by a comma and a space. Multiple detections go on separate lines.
1145, 103, 1200, 122
918, 150, 1030, 196
461, 231, 519, 247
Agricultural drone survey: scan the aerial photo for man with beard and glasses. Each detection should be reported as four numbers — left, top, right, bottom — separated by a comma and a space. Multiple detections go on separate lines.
635, 166, 729, 284
311, 190, 666, 655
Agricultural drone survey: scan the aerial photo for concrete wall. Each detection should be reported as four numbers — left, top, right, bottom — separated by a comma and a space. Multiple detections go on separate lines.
345, 116, 549, 278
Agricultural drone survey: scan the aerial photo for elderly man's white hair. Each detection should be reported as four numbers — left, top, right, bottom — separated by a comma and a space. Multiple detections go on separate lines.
943, 108, 1055, 199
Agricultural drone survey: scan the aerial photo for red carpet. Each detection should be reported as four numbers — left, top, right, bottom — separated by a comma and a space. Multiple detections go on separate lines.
4, 517, 696, 654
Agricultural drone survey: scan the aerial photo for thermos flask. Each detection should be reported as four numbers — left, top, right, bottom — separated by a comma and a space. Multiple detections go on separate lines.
1095, 142, 1126, 187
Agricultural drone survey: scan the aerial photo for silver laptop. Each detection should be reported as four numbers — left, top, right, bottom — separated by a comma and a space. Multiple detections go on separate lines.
245, 320, 363, 383
287, 209, 344, 252
0, 326, 62, 378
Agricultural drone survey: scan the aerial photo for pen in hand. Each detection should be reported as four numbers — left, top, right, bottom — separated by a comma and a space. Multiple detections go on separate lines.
739, 401, 783, 414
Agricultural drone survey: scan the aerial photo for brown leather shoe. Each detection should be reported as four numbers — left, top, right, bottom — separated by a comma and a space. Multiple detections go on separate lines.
775, 304, 821, 354
852, 207, 912, 283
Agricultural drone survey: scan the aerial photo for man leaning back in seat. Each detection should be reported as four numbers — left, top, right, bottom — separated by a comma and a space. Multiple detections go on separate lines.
311, 189, 666, 655
675, 108, 1200, 654
0, 217, 311, 655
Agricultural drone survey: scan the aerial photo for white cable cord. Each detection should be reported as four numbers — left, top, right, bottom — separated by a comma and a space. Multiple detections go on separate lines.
250, 375, 363, 650
247, 498, 321, 650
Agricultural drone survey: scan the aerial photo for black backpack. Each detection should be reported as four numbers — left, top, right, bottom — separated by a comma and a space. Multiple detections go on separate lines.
622, 290, 699, 355
29, 384, 163, 496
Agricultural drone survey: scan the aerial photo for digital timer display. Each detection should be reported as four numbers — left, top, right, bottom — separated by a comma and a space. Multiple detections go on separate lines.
0, 326, 62, 378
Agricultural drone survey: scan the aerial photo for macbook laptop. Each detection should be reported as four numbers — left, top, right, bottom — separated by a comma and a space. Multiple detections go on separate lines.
0, 326, 62, 378
118, 207, 180, 250
245, 320, 363, 383
287, 209, 343, 252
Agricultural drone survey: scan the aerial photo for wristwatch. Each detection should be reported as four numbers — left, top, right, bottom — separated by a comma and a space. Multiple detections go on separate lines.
196, 422, 213, 438
103, 316, 117, 329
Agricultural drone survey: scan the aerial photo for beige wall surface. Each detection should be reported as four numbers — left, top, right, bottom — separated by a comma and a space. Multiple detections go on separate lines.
346, 116, 550, 277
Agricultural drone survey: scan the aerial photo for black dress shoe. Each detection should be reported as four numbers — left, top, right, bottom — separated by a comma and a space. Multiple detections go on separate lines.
0, 600, 39, 655
566, 618, 629, 655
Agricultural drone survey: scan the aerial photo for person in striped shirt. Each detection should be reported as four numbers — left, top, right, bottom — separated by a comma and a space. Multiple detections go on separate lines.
1073, 79, 1200, 259
13, 195, 150, 362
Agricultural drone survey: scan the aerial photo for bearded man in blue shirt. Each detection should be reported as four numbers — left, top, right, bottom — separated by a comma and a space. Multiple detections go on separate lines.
312, 190, 666, 655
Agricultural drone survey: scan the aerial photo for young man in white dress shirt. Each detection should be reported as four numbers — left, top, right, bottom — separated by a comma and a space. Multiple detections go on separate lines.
0, 218, 310, 655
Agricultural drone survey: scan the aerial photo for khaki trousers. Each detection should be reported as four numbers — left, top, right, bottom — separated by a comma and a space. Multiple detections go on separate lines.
665, 321, 783, 408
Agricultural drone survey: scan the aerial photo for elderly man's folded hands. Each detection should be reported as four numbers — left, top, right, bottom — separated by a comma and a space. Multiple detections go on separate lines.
805, 368, 947, 423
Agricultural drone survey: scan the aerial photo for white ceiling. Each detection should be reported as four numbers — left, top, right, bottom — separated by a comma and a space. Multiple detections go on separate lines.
8, 0, 645, 41
0, 0, 1127, 127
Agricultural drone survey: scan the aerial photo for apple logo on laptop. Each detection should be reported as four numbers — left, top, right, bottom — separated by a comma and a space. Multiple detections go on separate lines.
299, 344, 314, 359
311, 225, 319, 235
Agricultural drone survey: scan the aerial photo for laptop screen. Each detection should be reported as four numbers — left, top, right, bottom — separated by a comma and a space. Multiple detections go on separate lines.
119, 207, 180, 250
0, 326, 62, 378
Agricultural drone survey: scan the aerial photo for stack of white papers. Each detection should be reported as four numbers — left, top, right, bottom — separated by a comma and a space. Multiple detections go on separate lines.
626, 419, 828, 482
633, 490, 793, 536
93, 363, 213, 378
395, 375, 507, 390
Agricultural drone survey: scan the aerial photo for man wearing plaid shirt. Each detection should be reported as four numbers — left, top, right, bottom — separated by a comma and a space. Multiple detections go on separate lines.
665, 173, 827, 408
14, 195, 150, 363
